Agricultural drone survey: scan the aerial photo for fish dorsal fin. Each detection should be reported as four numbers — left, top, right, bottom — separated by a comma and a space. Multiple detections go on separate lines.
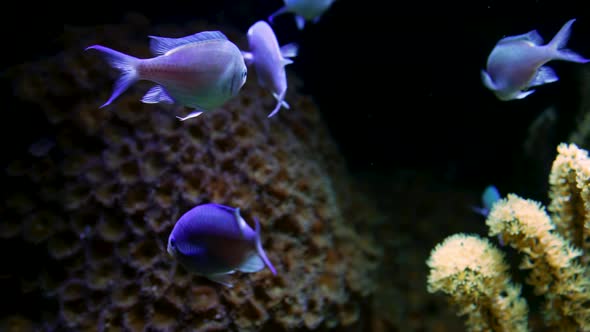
498, 30, 544, 45
149, 31, 228, 56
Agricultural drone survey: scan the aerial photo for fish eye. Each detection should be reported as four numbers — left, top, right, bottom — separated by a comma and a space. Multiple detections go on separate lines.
242, 70, 247, 78
169, 239, 176, 247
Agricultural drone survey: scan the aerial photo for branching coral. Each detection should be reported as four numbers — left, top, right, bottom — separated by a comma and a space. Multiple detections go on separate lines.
427, 234, 529, 332
1, 14, 381, 331
427, 143, 590, 332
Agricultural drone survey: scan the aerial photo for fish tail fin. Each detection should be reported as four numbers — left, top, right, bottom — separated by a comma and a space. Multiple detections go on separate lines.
547, 18, 590, 63
268, 91, 288, 118
253, 217, 277, 275
85, 45, 141, 107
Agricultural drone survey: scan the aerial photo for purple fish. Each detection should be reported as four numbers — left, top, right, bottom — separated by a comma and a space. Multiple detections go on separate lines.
85, 31, 248, 121
482, 18, 590, 101
167, 203, 276, 287
269, 0, 336, 30
242, 21, 298, 118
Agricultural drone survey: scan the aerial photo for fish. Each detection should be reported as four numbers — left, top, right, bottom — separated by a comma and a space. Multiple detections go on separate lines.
481, 18, 590, 101
85, 31, 248, 121
268, 0, 336, 30
167, 203, 276, 287
472, 185, 505, 246
241, 21, 298, 118
472, 185, 501, 217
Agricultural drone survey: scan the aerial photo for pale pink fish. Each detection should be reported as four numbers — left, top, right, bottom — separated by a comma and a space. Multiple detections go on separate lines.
86, 31, 248, 121
481, 18, 589, 101
241, 21, 298, 118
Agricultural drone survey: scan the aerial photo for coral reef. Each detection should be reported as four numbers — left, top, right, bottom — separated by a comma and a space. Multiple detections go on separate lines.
426, 143, 590, 332
2, 14, 381, 331
427, 234, 528, 332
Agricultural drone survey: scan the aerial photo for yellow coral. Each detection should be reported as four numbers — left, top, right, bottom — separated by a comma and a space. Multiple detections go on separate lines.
487, 194, 590, 331
548, 143, 590, 265
427, 233, 529, 332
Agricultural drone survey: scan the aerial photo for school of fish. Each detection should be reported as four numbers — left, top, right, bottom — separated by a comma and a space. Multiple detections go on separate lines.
84, 2, 590, 287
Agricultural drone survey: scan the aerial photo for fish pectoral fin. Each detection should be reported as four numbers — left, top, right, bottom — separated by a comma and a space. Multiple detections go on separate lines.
233, 208, 254, 238
242, 51, 254, 66
176, 110, 204, 121
480, 70, 496, 91
206, 273, 234, 288
281, 58, 294, 66
280, 43, 299, 59
516, 90, 536, 99
530, 66, 558, 87
237, 254, 265, 273
148, 31, 228, 56
141, 85, 175, 104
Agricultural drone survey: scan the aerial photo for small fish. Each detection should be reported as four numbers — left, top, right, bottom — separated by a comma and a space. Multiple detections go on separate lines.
167, 203, 276, 287
268, 0, 336, 30
472, 185, 501, 217
472, 185, 505, 246
481, 18, 590, 101
85, 31, 248, 121
242, 21, 298, 118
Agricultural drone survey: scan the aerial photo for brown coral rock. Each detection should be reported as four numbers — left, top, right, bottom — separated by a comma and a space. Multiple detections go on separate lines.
3, 14, 380, 331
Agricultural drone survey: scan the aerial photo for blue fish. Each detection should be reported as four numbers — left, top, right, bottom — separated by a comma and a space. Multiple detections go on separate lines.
482, 18, 589, 101
242, 21, 298, 118
472, 185, 501, 217
472, 185, 504, 246
167, 203, 276, 287
268, 0, 336, 30
86, 31, 248, 121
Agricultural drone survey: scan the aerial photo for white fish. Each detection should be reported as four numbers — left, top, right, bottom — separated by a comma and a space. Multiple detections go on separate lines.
268, 0, 336, 30
242, 21, 298, 118
86, 31, 248, 121
481, 18, 589, 101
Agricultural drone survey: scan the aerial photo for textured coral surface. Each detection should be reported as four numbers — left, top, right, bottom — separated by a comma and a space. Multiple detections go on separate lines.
1, 14, 381, 331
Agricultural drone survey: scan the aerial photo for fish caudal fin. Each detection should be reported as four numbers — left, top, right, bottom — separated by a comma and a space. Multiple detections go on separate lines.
253, 217, 276, 275
268, 91, 288, 118
547, 18, 590, 63
85, 45, 140, 108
